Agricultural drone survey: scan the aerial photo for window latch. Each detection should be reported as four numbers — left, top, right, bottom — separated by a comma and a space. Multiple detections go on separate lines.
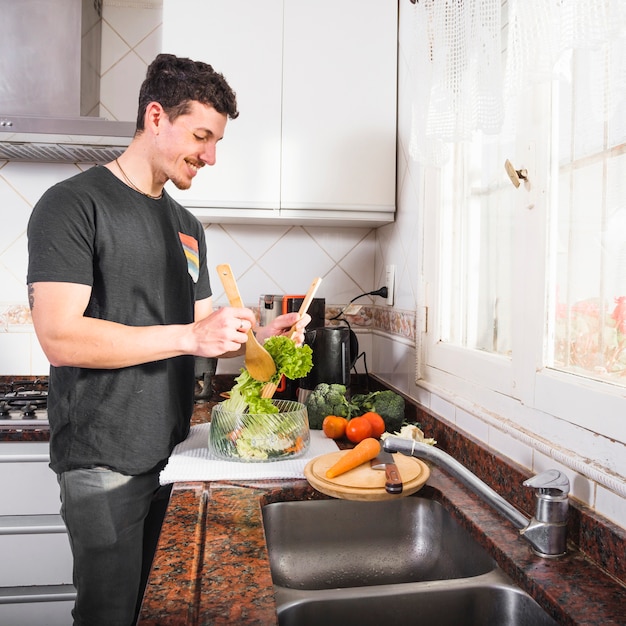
504, 159, 529, 188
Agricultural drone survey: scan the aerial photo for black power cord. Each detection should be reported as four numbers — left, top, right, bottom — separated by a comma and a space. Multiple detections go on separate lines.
369, 286, 389, 299
329, 286, 388, 321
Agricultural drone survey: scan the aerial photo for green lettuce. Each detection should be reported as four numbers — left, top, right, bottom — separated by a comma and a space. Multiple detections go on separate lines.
221, 335, 313, 414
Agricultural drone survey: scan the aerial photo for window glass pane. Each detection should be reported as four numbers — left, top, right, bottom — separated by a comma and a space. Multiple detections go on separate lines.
439, 132, 516, 356
549, 43, 626, 384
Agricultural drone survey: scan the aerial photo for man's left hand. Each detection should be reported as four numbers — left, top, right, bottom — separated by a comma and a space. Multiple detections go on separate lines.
256, 312, 312, 346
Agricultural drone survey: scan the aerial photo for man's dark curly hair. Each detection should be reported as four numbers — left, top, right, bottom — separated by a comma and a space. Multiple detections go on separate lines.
136, 53, 239, 131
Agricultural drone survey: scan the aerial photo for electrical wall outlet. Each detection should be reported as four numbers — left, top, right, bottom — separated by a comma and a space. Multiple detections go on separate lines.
385, 264, 395, 306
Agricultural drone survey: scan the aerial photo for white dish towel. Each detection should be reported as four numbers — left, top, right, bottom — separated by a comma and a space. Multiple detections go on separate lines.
159, 424, 339, 485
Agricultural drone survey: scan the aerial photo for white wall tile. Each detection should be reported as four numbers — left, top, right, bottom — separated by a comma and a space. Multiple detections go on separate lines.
456, 408, 489, 445
234, 265, 282, 309
100, 20, 130, 71
100, 51, 150, 122
214, 223, 289, 262
410, 382, 431, 410
372, 333, 413, 380
429, 394, 456, 424
488, 428, 533, 472
339, 231, 378, 295
321, 265, 368, 306
375, 342, 418, 397
306, 226, 372, 265
595, 485, 626, 529
0, 334, 31, 375
258, 227, 335, 295
0, 239, 28, 301
135, 25, 163, 65
30, 337, 50, 376
0, 180, 30, 253
399, 344, 417, 389
104, 6, 162, 50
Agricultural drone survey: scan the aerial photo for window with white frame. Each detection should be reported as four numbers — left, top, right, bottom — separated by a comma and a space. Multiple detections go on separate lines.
419, 1, 626, 450
547, 44, 626, 386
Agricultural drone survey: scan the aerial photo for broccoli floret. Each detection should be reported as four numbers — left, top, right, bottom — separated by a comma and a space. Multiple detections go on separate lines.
350, 392, 375, 412
370, 390, 405, 433
351, 389, 405, 434
304, 383, 351, 429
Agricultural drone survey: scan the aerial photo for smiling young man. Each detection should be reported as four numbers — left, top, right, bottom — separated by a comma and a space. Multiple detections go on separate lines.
26, 54, 308, 626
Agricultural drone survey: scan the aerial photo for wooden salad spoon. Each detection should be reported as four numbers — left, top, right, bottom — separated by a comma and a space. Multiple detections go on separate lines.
216, 264, 277, 382
284, 276, 323, 342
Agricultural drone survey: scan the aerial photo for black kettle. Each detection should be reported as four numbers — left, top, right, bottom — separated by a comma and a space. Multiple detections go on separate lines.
301, 326, 358, 390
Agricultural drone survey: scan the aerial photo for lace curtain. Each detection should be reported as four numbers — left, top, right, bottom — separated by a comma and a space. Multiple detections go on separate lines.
409, 0, 626, 166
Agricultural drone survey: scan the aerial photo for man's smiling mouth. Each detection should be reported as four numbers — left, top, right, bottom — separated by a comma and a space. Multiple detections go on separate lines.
185, 159, 204, 173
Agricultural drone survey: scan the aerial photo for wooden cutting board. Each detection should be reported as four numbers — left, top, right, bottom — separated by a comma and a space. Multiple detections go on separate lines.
304, 450, 430, 501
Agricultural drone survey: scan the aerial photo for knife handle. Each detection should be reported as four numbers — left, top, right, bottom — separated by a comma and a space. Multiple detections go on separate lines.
385, 464, 403, 494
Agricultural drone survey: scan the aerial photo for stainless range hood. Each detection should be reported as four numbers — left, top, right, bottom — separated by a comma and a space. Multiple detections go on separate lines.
0, 0, 135, 164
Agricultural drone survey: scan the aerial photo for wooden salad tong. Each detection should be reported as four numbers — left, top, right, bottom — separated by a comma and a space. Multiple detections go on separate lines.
216, 264, 277, 382
261, 276, 322, 398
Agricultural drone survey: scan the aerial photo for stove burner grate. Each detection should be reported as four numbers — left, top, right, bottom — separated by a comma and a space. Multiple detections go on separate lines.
0, 379, 49, 427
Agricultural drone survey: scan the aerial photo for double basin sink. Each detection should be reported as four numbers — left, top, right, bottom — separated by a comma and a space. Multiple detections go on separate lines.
262, 497, 558, 626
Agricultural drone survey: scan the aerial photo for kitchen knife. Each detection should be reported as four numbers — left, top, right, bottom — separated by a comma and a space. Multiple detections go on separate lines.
370, 450, 403, 494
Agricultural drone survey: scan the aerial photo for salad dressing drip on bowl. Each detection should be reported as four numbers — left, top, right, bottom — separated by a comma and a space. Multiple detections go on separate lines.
209, 400, 310, 462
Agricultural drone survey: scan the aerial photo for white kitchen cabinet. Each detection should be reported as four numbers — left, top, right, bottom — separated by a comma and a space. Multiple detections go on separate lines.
0, 442, 75, 625
162, 0, 397, 226
163, 0, 283, 218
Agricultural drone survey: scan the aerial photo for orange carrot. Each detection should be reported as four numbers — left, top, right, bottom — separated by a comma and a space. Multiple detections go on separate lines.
325, 438, 381, 479
285, 436, 304, 454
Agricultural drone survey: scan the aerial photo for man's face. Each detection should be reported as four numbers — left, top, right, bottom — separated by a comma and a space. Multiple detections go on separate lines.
158, 101, 228, 191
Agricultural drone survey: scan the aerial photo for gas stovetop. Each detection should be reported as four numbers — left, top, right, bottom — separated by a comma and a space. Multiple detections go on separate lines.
0, 379, 49, 430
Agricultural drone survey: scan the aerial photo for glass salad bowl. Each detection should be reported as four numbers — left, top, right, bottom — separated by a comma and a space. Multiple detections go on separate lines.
208, 400, 310, 462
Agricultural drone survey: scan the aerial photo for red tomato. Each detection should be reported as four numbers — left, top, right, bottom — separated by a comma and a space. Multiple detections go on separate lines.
360, 411, 386, 438
322, 415, 348, 440
345, 416, 373, 443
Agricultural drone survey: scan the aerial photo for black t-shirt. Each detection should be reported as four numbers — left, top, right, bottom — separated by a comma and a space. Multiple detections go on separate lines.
27, 166, 211, 475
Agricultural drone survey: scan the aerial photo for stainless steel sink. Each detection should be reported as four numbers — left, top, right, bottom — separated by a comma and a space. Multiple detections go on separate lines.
275, 573, 558, 626
262, 498, 495, 589
262, 498, 558, 626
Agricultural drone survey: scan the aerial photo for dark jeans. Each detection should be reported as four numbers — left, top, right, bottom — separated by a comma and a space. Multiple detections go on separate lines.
58, 468, 171, 626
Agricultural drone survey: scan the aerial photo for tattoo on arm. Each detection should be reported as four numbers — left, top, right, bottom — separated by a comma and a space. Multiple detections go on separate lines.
28, 283, 34, 310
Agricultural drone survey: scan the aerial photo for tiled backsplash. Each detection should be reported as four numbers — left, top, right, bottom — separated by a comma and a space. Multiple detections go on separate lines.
0, 302, 415, 376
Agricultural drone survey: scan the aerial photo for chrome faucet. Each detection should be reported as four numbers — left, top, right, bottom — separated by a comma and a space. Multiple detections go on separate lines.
383, 436, 570, 558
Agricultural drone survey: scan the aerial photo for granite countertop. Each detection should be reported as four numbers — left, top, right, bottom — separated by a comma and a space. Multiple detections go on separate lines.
137, 387, 626, 626
137, 474, 626, 626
